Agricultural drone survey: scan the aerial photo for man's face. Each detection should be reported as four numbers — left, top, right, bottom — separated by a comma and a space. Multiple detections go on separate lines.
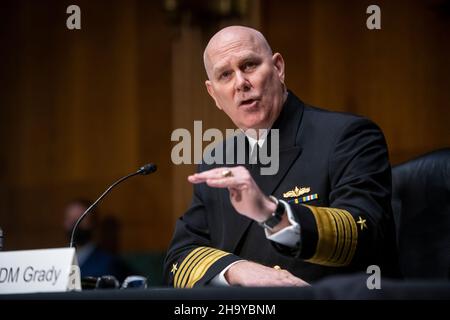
205, 32, 286, 131
63, 203, 92, 232
63, 203, 95, 246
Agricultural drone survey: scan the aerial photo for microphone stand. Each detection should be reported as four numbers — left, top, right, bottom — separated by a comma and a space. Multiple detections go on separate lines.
69, 164, 156, 248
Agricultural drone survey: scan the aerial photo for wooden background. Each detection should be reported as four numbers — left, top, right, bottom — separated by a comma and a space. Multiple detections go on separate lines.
0, 0, 449, 253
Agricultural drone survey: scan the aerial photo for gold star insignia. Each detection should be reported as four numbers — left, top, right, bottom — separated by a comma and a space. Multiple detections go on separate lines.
357, 216, 367, 231
171, 263, 178, 274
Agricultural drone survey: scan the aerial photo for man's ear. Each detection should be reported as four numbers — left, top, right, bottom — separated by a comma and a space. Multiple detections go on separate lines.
272, 53, 285, 84
205, 80, 222, 110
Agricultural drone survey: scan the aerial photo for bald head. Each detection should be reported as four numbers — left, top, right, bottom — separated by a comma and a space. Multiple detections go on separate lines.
203, 26, 273, 79
203, 25, 286, 131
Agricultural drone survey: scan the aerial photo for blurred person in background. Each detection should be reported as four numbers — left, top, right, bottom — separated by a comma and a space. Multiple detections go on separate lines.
63, 199, 131, 282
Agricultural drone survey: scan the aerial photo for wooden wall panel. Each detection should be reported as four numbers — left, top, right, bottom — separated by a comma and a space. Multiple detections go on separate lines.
0, 0, 173, 251
264, 0, 450, 164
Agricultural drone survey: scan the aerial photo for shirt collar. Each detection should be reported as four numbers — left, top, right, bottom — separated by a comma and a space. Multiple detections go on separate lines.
244, 128, 269, 151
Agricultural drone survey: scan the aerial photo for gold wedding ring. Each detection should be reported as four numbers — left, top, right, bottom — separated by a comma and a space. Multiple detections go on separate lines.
273, 265, 282, 270
221, 169, 233, 178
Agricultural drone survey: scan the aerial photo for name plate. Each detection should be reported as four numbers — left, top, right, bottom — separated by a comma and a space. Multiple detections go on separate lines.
0, 248, 81, 294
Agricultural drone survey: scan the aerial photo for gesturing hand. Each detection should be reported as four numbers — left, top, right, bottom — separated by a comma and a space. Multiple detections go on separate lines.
188, 166, 276, 223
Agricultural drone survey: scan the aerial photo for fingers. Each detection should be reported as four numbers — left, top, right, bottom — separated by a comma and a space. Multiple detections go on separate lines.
229, 188, 242, 201
188, 166, 248, 185
282, 273, 310, 287
206, 178, 248, 189
272, 270, 309, 287
188, 168, 229, 183
248, 274, 308, 287
188, 167, 229, 184
226, 261, 310, 287
254, 268, 309, 287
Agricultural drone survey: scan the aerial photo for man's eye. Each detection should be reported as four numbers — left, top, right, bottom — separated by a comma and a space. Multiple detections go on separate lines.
220, 71, 231, 80
243, 62, 256, 71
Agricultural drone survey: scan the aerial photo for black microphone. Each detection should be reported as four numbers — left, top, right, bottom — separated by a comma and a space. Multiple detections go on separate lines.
69, 163, 157, 248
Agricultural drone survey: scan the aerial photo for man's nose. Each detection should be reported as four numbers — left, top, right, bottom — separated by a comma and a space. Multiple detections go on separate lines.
234, 71, 251, 92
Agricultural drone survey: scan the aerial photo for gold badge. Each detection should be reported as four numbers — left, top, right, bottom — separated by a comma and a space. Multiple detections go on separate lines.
283, 186, 311, 198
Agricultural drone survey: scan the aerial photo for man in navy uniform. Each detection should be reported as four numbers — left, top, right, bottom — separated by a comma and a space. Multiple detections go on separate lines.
164, 26, 399, 287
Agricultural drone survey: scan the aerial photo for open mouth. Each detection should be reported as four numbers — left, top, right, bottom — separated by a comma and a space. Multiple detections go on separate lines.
240, 98, 258, 106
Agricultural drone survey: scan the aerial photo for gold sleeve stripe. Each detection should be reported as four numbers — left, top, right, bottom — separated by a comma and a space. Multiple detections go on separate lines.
304, 205, 336, 266
174, 247, 212, 287
304, 205, 358, 267
177, 248, 217, 288
341, 211, 358, 265
329, 209, 344, 262
174, 247, 231, 288
186, 251, 230, 288
174, 247, 208, 287
330, 209, 355, 265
